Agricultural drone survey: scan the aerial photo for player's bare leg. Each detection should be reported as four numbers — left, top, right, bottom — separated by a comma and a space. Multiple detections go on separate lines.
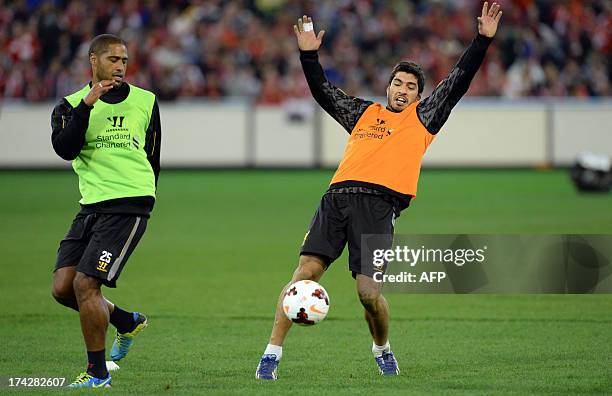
269, 255, 326, 345
53, 266, 145, 363
52, 267, 114, 312
356, 274, 389, 345
356, 274, 399, 375
73, 272, 110, 380
256, 254, 326, 380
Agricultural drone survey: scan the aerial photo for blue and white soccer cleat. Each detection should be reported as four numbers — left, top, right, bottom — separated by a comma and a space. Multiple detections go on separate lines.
375, 351, 400, 375
255, 354, 279, 380
110, 312, 148, 361
67, 372, 112, 388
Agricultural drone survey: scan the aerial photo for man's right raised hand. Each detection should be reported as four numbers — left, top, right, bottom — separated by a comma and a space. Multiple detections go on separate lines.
293, 15, 325, 51
83, 80, 114, 107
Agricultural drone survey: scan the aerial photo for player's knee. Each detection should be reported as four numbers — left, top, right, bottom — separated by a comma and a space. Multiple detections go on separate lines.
72, 272, 101, 298
52, 267, 76, 300
52, 275, 73, 302
294, 255, 326, 282
357, 286, 380, 311
292, 265, 318, 282
51, 283, 70, 303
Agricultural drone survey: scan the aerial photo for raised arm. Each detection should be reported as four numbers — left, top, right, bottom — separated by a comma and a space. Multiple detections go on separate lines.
51, 80, 114, 160
294, 15, 372, 134
51, 98, 91, 160
417, 2, 502, 134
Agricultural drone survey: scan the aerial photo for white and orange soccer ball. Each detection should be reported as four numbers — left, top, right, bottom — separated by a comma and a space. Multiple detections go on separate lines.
282, 280, 330, 325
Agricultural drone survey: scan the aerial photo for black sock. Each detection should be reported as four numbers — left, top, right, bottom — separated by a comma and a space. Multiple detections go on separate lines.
87, 350, 108, 379
110, 306, 136, 334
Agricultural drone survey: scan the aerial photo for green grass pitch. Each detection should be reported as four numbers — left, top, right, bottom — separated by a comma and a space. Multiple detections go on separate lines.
1, 169, 611, 395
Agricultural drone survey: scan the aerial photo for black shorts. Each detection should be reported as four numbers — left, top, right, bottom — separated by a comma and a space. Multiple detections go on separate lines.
54, 212, 147, 288
300, 189, 396, 278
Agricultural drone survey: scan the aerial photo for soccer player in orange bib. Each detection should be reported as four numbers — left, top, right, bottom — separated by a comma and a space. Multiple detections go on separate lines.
256, 2, 502, 379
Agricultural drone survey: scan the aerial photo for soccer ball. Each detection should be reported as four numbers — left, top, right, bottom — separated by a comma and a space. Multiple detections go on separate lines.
282, 280, 330, 325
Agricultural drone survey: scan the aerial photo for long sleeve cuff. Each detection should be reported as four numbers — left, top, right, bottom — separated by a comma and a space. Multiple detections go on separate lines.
299, 49, 319, 58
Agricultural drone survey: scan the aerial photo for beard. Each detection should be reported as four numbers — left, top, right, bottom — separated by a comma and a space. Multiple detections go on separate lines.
94, 69, 123, 88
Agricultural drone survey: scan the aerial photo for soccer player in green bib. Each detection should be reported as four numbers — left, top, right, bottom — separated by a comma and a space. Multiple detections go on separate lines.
50, 34, 161, 388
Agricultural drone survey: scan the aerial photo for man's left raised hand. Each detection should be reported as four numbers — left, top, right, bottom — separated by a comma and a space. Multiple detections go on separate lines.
478, 2, 502, 38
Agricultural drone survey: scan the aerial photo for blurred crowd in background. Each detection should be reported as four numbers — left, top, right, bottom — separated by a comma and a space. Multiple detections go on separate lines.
1, 0, 610, 102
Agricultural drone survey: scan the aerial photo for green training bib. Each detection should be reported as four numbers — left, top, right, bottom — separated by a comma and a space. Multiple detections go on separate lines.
64, 84, 156, 204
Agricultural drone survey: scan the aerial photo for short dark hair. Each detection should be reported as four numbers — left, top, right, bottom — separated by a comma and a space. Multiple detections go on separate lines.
88, 34, 126, 57
388, 61, 425, 94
